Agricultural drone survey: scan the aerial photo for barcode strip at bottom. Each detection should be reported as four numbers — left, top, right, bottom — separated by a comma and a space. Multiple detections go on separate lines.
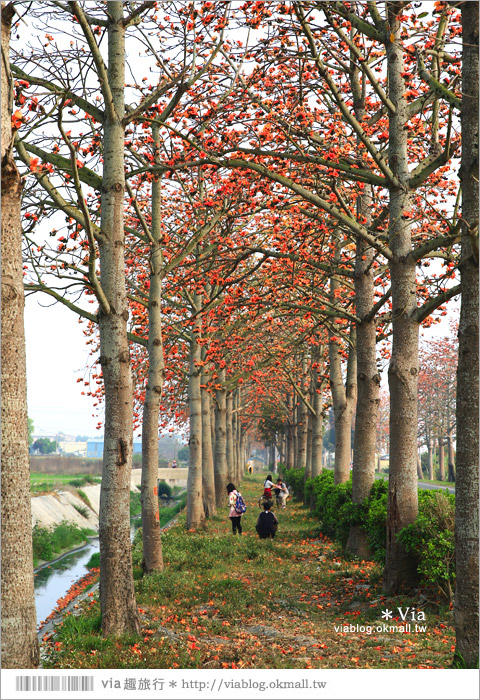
15, 676, 94, 692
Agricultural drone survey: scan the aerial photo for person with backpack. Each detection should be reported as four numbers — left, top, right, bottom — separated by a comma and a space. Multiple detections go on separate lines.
226, 482, 246, 535
255, 502, 279, 539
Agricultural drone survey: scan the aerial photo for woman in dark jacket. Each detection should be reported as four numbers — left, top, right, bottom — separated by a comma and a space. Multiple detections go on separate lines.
255, 501, 279, 539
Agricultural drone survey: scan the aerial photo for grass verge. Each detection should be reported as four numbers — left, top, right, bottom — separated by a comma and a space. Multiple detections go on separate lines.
30, 473, 100, 494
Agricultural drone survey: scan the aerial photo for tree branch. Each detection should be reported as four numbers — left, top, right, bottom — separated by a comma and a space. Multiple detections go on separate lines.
10, 64, 105, 124
415, 284, 461, 323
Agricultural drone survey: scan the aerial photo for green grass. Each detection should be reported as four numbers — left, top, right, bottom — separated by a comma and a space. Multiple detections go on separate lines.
40, 472, 457, 670
30, 473, 100, 494
73, 504, 90, 518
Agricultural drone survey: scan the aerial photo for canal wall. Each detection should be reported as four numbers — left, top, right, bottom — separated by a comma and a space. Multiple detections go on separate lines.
31, 468, 188, 530
130, 467, 188, 488
31, 479, 138, 531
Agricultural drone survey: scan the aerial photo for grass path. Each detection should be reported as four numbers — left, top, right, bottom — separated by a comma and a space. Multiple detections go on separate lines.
41, 473, 455, 670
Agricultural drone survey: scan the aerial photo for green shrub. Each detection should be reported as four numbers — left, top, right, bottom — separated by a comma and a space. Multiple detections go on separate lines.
130, 490, 142, 517
157, 480, 173, 499
69, 476, 98, 488
304, 470, 388, 560
32, 521, 95, 566
283, 468, 306, 500
159, 492, 187, 527
32, 524, 55, 562
361, 478, 388, 562
397, 490, 455, 600
306, 471, 357, 548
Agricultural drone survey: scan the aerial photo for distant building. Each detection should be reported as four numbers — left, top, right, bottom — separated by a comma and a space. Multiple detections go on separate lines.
58, 441, 87, 457
87, 438, 142, 458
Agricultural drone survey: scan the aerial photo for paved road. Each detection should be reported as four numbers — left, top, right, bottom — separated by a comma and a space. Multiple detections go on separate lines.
374, 471, 455, 493
323, 465, 455, 494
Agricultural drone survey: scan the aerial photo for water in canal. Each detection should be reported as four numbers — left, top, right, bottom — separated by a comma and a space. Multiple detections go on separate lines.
34, 539, 100, 626
34, 517, 141, 627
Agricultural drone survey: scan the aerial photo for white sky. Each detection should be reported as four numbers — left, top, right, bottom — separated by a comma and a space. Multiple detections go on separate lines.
25, 294, 102, 438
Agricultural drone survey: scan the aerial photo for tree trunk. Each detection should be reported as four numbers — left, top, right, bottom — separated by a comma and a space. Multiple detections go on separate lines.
240, 430, 246, 477
0, 1, 40, 668
296, 400, 308, 471
292, 400, 298, 466
329, 322, 357, 485
454, 1, 479, 668
97, 3, 139, 636
286, 393, 295, 468
416, 452, 423, 480
348, 58, 380, 555
447, 427, 455, 483
210, 393, 216, 458
140, 126, 164, 574
305, 411, 313, 477
214, 368, 227, 505
311, 377, 324, 480
428, 436, 434, 480
186, 315, 204, 530
383, 7, 419, 594
438, 438, 445, 481
201, 366, 216, 519
233, 391, 241, 483
226, 392, 234, 482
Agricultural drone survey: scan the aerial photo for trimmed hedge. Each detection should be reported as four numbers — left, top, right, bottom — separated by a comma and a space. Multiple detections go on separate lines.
286, 467, 455, 598
398, 490, 455, 601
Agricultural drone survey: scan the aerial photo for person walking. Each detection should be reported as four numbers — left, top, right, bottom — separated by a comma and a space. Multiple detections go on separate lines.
255, 502, 279, 539
226, 482, 244, 535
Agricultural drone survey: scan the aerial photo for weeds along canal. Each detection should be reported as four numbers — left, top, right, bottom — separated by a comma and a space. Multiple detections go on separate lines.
34, 518, 141, 629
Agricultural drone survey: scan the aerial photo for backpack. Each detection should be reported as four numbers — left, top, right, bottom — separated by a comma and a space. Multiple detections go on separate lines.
235, 492, 247, 514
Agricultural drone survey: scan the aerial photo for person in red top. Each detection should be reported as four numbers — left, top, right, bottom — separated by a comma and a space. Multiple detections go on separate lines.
258, 474, 274, 508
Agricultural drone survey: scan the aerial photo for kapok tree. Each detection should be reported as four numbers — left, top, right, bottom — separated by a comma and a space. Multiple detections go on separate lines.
1, 1, 39, 668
